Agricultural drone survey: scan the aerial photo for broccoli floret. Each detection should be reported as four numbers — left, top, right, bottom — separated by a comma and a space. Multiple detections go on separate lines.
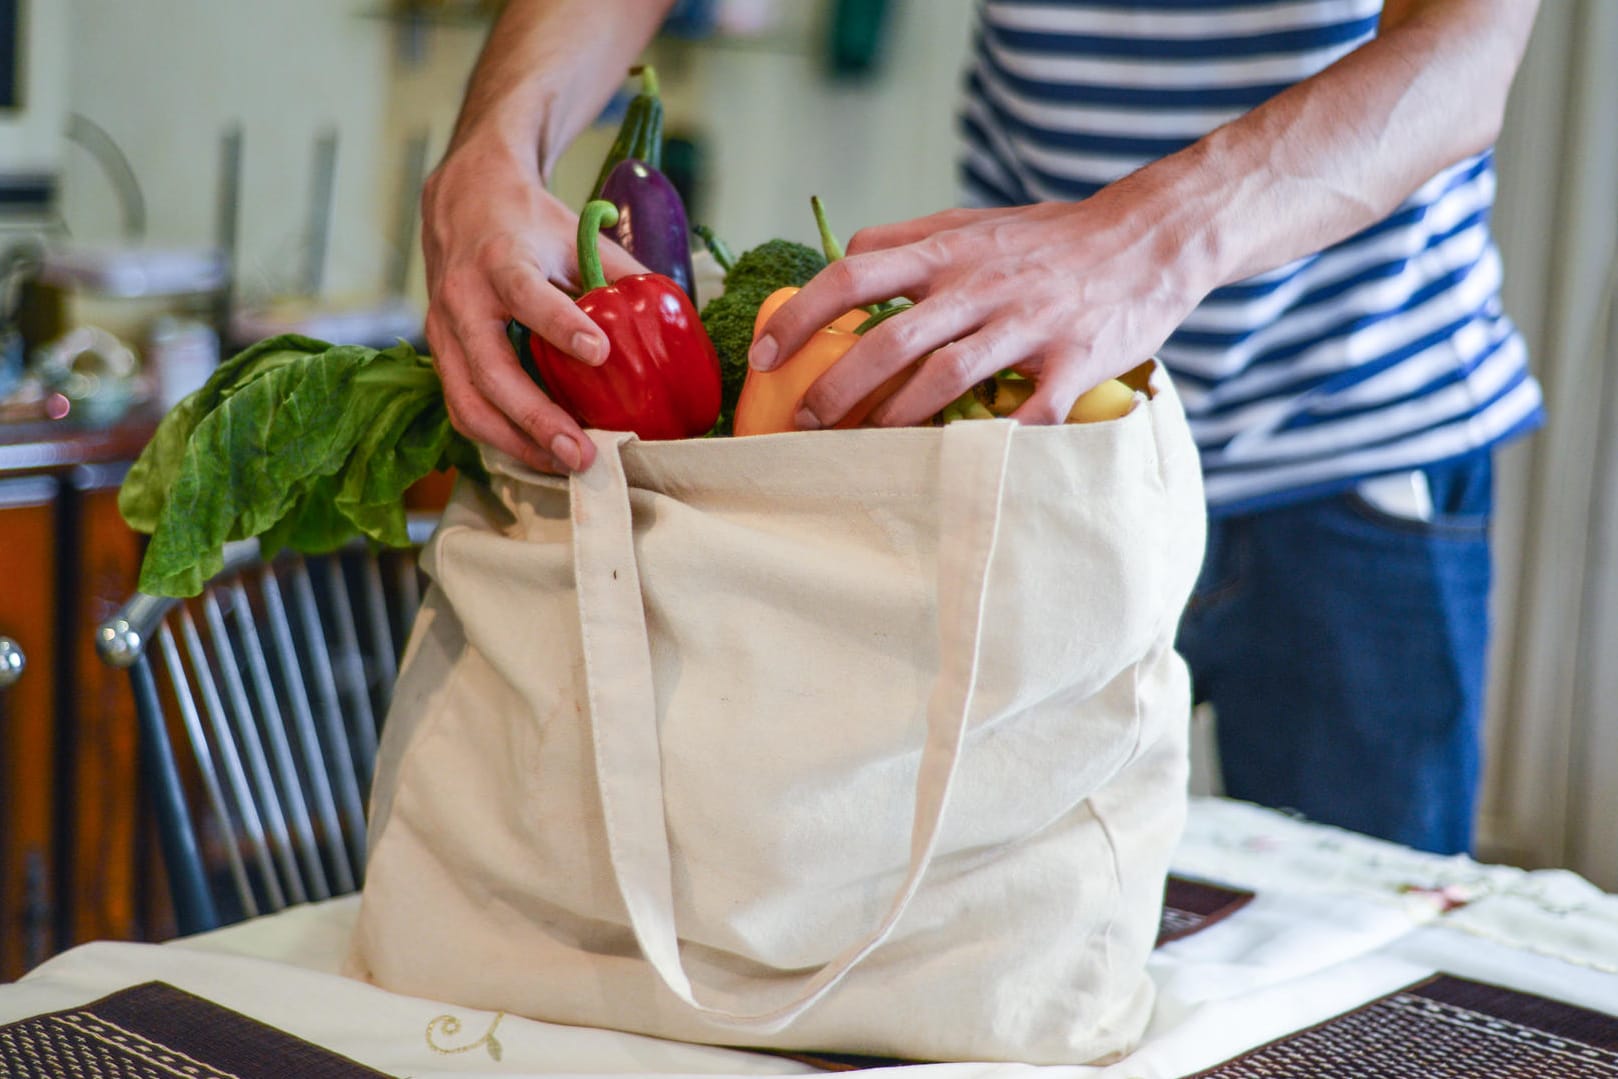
724, 239, 826, 293
699, 239, 827, 434
701, 282, 773, 432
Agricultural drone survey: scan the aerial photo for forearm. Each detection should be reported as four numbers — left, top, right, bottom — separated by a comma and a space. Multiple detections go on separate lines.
422, 0, 674, 475
1135, 0, 1539, 295
448, 0, 675, 179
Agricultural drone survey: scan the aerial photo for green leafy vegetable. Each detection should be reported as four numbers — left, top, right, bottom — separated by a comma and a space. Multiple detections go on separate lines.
120, 334, 482, 598
697, 237, 827, 435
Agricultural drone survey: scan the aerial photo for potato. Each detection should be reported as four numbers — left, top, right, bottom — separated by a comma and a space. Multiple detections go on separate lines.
1065, 378, 1137, 424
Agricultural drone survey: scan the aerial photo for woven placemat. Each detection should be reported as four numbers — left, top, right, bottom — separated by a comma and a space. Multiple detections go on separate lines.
1187, 973, 1618, 1078
769, 1047, 923, 1071
1158, 874, 1256, 946
0, 981, 389, 1079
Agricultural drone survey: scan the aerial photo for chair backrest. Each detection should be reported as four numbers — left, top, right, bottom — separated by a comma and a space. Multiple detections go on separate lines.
96, 518, 437, 936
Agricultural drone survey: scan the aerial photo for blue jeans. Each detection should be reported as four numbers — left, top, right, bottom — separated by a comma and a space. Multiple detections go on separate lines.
1176, 455, 1494, 855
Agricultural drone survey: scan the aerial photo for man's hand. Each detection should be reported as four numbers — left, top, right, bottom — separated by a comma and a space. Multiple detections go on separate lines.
752, 0, 1537, 432
750, 191, 1207, 430
419, 0, 672, 473
421, 134, 646, 475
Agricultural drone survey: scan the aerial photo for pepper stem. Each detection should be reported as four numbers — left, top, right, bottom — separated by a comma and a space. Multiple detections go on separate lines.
853, 300, 913, 335
577, 199, 620, 293
811, 195, 845, 262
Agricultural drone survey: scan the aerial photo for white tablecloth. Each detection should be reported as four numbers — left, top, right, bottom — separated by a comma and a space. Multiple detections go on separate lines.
7, 797, 1617, 1078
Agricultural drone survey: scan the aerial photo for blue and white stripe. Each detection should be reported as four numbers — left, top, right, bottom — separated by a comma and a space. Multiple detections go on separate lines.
959, 0, 1542, 513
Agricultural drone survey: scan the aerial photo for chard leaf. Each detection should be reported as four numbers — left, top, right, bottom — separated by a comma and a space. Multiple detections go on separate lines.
135, 345, 373, 595
119, 334, 336, 532
334, 354, 450, 547
124, 336, 478, 597
259, 474, 353, 557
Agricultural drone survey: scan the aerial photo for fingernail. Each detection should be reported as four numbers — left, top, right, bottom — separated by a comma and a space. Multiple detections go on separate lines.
749, 335, 778, 371
571, 332, 605, 365
794, 407, 821, 431
550, 434, 582, 471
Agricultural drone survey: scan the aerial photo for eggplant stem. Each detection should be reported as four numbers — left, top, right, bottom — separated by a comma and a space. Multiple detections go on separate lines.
629, 65, 659, 98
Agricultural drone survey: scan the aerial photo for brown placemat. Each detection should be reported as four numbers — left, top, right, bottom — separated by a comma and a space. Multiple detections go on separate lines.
1186, 973, 1618, 1077
1158, 874, 1256, 946
769, 1048, 921, 1071
0, 981, 389, 1079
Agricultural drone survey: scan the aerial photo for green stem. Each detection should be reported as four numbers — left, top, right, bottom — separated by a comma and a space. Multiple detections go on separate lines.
811, 195, 844, 262
813, 195, 891, 316
577, 199, 620, 293
853, 301, 913, 335
353, 362, 441, 390
692, 224, 736, 274
630, 64, 659, 99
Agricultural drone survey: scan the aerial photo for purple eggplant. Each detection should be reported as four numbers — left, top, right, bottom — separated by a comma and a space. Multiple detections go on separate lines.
598, 157, 696, 301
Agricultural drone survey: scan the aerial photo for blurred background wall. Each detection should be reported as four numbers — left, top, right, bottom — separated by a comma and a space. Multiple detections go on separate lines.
57, 0, 397, 306
19, 1, 1618, 889
54, 0, 978, 317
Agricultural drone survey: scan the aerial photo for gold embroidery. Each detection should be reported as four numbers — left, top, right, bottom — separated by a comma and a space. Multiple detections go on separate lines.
425, 1011, 507, 1061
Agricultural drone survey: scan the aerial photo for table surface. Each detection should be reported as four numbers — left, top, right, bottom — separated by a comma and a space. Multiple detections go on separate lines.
7, 797, 1617, 1078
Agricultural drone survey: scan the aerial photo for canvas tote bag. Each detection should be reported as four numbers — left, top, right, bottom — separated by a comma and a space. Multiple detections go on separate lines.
346, 366, 1206, 1065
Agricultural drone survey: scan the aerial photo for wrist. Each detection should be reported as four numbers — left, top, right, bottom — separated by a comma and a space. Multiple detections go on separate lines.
1097, 150, 1231, 311
449, 69, 577, 177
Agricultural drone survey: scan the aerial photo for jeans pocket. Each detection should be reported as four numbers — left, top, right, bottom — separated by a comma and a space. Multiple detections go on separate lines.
1344, 456, 1492, 539
1185, 517, 1243, 613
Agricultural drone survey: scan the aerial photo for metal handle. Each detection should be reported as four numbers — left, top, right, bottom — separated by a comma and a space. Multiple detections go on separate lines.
0, 637, 24, 687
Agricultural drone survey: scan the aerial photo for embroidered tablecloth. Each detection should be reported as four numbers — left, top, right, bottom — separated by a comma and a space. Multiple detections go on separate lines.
1, 797, 1614, 1078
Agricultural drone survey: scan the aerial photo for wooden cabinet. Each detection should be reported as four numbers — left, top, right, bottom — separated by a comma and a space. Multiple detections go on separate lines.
0, 476, 59, 980
0, 409, 449, 978
59, 464, 149, 949
0, 410, 161, 980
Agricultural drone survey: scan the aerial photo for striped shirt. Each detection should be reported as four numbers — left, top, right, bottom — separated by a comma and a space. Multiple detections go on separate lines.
959, 0, 1543, 513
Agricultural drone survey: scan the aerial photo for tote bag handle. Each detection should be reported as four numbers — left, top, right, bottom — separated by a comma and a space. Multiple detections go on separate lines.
569, 420, 1015, 1031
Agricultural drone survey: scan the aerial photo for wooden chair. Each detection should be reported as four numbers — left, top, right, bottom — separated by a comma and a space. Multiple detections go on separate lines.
95, 518, 437, 936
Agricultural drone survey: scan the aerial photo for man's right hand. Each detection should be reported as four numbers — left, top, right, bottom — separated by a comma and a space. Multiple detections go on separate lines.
421, 133, 645, 475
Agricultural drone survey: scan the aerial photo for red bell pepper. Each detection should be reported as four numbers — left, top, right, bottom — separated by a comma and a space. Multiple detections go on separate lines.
525, 199, 721, 440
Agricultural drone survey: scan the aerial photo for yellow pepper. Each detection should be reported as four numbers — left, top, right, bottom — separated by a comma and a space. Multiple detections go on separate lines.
732, 287, 911, 437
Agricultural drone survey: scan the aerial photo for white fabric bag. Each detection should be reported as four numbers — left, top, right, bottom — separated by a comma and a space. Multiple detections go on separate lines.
346, 368, 1206, 1065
